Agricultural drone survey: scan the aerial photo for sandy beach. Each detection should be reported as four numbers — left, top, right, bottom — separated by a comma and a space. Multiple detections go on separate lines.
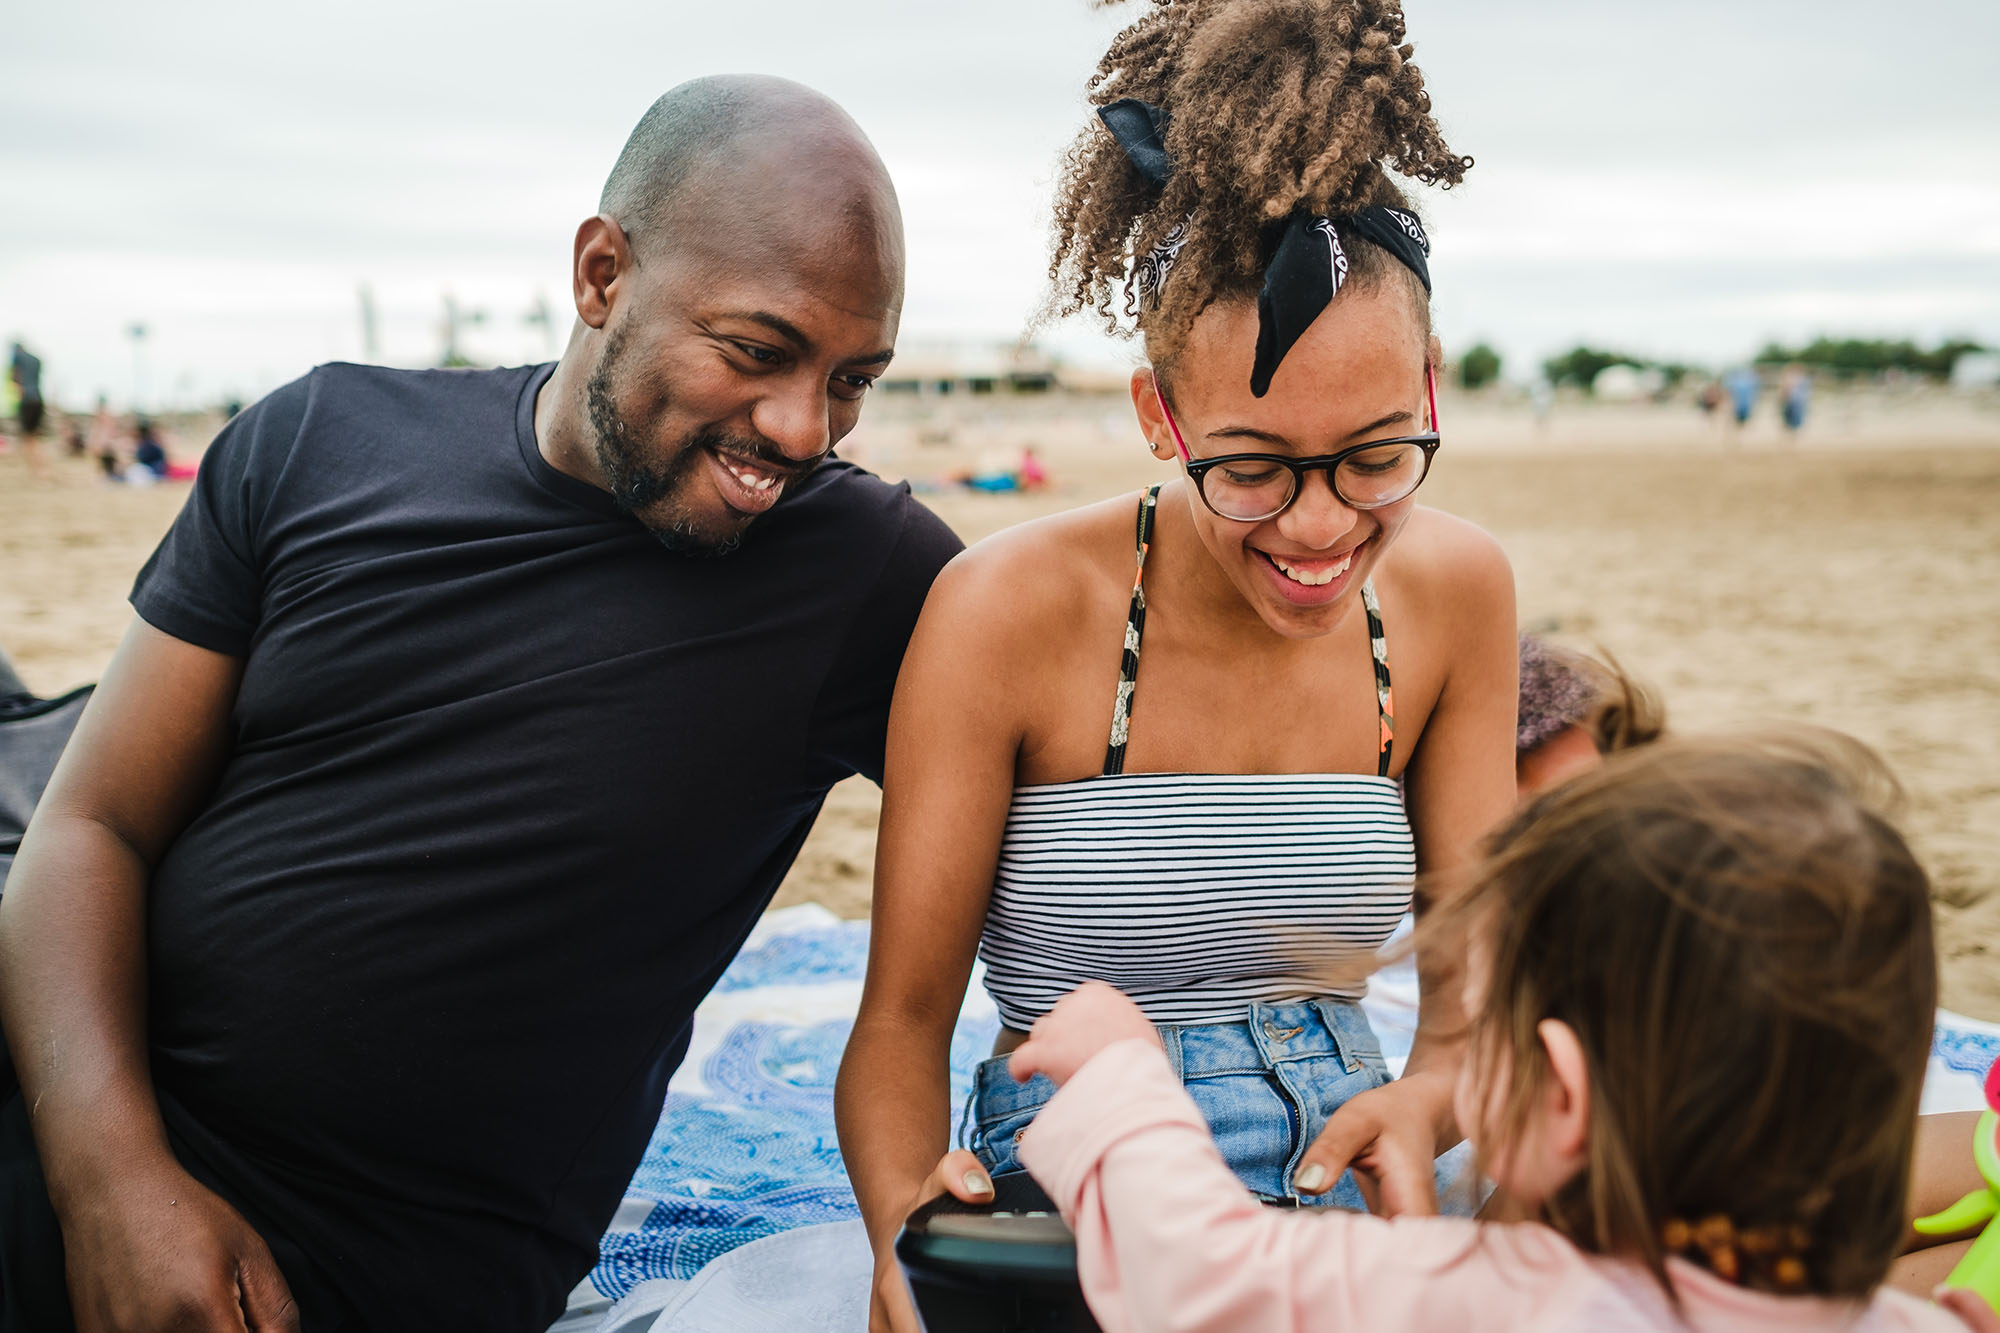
4, 386, 1997, 1019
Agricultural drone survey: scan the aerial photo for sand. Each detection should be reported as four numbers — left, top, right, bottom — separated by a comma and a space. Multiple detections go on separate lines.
3, 387, 1997, 1019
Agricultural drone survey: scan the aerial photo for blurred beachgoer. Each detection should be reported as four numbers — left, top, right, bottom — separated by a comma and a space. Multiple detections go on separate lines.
957, 447, 1021, 492
0, 76, 957, 1333
6, 343, 48, 480
83, 396, 119, 461
1515, 634, 1665, 797
130, 417, 168, 480
1008, 732, 1973, 1333
1017, 443, 1048, 490
839, 8, 1515, 1330
952, 444, 1052, 494
1781, 364, 1811, 434
1529, 375, 1554, 429
1724, 365, 1760, 427
1698, 376, 1726, 424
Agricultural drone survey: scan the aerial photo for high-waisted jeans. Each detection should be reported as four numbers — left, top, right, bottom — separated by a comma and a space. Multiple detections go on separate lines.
967, 998, 1391, 1210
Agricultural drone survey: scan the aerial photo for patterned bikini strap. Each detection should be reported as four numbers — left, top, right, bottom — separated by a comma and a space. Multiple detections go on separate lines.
1361, 579, 1395, 778
1098, 486, 1393, 779
1102, 485, 1161, 777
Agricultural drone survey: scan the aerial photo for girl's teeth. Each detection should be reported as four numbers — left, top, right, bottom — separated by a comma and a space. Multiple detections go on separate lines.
1272, 553, 1352, 586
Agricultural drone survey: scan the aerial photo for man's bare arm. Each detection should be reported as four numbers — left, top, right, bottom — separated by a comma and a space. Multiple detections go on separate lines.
0, 617, 298, 1330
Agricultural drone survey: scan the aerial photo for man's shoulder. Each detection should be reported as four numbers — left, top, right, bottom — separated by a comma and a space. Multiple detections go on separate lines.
229, 361, 542, 445
784, 456, 962, 573
792, 454, 917, 515
295, 360, 544, 417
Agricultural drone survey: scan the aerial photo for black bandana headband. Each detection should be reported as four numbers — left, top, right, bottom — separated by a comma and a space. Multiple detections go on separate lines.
1099, 97, 1433, 398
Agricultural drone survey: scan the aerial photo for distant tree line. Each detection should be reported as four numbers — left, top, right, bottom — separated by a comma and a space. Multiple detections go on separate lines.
1453, 336, 1987, 395
1457, 343, 1502, 390
1540, 347, 1693, 391
1753, 337, 1984, 381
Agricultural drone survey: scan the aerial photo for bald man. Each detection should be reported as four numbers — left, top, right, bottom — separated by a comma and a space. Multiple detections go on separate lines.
0, 77, 960, 1332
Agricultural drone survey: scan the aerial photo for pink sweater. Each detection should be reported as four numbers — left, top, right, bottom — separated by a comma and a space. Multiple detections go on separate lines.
1019, 1039, 1968, 1333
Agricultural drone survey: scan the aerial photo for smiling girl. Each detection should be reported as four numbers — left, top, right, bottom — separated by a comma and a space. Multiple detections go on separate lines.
835, 3, 1517, 1328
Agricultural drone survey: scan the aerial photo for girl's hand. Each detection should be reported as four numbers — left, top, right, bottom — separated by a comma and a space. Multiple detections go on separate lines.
868, 1149, 996, 1333
1008, 982, 1161, 1088
1293, 1069, 1455, 1215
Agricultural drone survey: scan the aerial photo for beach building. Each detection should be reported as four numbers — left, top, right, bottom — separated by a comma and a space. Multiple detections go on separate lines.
878, 339, 1062, 396
1950, 351, 2000, 391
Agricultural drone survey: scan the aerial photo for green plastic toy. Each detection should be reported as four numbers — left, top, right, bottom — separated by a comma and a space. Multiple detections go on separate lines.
1915, 1059, 2000, 1316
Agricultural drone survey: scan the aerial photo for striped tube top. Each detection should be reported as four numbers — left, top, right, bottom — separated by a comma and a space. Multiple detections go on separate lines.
978, 770, 1417, 1029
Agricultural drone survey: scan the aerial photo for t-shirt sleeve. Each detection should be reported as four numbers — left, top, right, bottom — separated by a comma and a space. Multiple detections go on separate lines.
130, 374, 313, 656
809, 489, 962, 785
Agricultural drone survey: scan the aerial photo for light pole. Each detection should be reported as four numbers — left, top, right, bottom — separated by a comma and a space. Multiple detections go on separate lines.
126, 322, 149, 412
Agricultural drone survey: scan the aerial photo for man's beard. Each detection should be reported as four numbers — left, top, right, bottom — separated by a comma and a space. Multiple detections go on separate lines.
584, 329, 789, 558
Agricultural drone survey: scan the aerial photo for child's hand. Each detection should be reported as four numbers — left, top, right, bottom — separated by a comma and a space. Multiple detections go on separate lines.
1008, 981, 1161, 1088
1936, 1286, 2000, 1333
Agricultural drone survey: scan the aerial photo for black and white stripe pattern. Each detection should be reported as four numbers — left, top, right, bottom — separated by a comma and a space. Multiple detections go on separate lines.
979, 771, 1416, 1029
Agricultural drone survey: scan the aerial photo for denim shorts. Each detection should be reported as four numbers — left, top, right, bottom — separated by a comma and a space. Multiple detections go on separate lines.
966, 998, 1391, 1209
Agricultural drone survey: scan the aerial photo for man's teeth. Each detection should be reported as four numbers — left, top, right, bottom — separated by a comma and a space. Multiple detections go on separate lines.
722, 457, 780, 491
1270, 552, 1353, 586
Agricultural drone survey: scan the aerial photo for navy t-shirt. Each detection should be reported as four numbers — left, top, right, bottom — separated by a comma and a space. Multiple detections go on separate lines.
128, 362, 960, 1330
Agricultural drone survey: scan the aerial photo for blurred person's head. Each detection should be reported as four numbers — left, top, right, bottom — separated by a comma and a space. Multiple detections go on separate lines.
1445, 730, 1935, 1300
1516, 634, 1665, 798
541, 75, 905, 556
1048, 0, 1470, 639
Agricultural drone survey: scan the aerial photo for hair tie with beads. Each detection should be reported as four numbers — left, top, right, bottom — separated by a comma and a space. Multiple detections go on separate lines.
1098, 97, 1435, 398
1660, 1214, 1812, 1293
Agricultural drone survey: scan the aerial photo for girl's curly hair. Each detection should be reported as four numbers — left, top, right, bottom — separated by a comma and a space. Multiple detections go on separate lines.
1049, 0, 1472, 363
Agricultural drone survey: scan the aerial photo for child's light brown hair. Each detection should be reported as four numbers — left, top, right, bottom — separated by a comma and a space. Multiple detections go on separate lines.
1451, 729, 1935, 1298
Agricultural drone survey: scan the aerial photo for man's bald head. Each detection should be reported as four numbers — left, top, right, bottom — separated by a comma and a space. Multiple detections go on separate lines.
598, 75, 900, 266
538, 76, 906, 557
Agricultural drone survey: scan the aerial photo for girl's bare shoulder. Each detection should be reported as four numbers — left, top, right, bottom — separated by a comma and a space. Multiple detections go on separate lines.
924, 491, 1149, 634
1377, 506, 1513, 614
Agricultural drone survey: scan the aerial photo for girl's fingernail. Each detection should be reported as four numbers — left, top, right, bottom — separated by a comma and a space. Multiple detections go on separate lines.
1296, 1163, 1329, 1193
965, 1170, 993, 1196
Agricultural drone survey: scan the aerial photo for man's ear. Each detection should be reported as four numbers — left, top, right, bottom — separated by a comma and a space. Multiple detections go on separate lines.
572, 215, 635, 331
1129, 367, 1172, 460
1537, 1018, 1592, 1169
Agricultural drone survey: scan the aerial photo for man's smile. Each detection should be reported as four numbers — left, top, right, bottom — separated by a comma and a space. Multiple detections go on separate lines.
707, 446, 791, 514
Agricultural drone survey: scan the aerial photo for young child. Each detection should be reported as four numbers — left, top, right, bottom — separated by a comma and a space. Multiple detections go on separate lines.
1010, 731, 1985, 1330
1515, 633, 1666, 797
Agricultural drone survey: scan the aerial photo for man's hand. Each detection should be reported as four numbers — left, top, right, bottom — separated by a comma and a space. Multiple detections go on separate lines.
1008, 981, 1160, 1089
1292, 1071, 1454, 1215
61, 1160, 298, 1332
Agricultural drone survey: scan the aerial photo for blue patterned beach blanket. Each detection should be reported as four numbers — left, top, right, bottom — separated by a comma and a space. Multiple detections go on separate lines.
555, 905, 2000, 1325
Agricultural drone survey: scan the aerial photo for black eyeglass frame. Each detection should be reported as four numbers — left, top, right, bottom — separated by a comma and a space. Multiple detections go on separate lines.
1151, 362, 1444, 523
1178, 433, 1443, 521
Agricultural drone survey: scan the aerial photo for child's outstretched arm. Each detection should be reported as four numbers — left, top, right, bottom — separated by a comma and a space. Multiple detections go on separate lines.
1012, 984, 1501, 1332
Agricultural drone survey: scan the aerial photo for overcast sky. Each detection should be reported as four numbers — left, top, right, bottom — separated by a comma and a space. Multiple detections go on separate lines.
5, 0, 1996, 407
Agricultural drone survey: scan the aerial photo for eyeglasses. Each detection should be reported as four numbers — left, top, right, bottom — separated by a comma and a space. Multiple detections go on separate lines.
1153, 364, 1441, 522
